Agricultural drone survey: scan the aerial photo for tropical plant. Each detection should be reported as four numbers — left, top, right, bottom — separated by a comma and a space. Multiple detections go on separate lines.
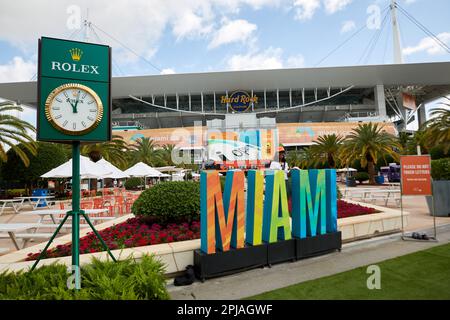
0, 255, 169, 300
124, 177, 142, 190
424, 101, 450, 153
0, 102, 37, 167
159, 144, 175, 166
340, 123, 401, 184
1, 142, 68, 194
81, 135, 129, 169
130, 137, 162, 167
431, 158, 450, 181
286, 148, 315, 169
309, 134, 344, 168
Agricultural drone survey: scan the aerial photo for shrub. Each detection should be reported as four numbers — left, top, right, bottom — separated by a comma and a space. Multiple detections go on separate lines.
132, 181, 200, 223
124, 177, 142, 190
0, 255, 169, 300
431, 158, 450, 181
355, 172, 370, 184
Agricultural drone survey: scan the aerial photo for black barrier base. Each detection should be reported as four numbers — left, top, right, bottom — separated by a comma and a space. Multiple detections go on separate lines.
296, 231, 342, 259
194, 244, 267, 281
194, 232, 342, 281
267, 238, 297, 266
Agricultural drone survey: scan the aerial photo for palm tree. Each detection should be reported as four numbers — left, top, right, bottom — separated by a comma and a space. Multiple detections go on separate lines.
81, 135, 129, 169
0, 102, 37, 167
309, 134, 344, 168
130, 137, 162, 166
286, 148, 314, 169
424, 100, 450, 153
340, 123, 401, 184
159, 144, 176, 166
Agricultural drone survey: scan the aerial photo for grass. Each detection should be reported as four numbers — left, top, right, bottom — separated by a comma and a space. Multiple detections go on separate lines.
248, 243, 450, 300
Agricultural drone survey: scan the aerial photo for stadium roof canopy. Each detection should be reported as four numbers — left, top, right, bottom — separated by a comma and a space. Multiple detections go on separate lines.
1, 61, 450, 106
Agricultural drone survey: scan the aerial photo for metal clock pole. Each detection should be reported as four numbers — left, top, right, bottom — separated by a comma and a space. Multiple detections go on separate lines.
71, 141, 81, 289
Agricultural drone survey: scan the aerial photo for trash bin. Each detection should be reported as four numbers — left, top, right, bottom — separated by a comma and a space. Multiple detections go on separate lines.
375, 176, 385, 185
31, 189, 49, 207
346, 177, 357, 187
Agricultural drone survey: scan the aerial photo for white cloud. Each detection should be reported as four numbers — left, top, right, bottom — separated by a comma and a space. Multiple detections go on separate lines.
286, 54, 305, 68
0, 0, 273, 71
228, 47, 284, 71
340, 20, 356, 34
0, 57, 36, 83
209, 19, 257, 49
293, 0, 321, 20
227, 48, 305, 71
160, 68, 176, 75
403, 32, 450, 56
323, 0, 352, 14
292, 0, 352, 21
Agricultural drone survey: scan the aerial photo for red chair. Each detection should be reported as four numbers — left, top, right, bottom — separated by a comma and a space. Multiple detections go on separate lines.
93, 197, 104, 209
113, 196, 125, 215
80, 201, 93, 210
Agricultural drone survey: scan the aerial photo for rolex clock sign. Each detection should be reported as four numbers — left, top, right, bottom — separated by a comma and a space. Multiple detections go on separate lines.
37, 37, 111, 142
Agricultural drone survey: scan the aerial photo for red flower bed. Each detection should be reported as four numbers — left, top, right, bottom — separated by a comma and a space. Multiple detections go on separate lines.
26, 201, 377, 261
26, 218, 200, 261
337, 200, 378, 218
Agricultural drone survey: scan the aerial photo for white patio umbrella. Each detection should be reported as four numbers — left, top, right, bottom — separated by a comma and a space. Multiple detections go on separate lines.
41, 155, 112, 179
124, 162, 163, 178
96, 158, 129, 179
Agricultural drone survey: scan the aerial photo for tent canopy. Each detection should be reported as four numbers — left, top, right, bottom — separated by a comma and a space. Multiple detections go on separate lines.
337, 168, 358, 173
124, 162, 163, 178
41, 156, 112, 179
96, 158, 129, 179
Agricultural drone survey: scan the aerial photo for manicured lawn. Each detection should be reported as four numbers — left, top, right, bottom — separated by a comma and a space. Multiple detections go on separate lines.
248, 243, 450, 300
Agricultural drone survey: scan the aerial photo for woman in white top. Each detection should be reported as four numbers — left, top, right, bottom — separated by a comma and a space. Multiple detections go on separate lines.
269, 146, 289, 180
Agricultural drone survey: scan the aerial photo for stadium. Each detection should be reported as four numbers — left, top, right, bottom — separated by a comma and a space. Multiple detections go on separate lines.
0, 60, 449, 168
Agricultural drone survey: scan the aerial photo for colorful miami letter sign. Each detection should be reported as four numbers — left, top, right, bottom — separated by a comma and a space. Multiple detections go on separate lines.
200, 169, 337, 254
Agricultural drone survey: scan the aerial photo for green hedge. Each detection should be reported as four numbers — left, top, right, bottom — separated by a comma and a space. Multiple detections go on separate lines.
431, 158, 450, 181
132, 181, 200, 223
124, 177, 142, 190
0, 255, 169, 300
355, 172, 370, 183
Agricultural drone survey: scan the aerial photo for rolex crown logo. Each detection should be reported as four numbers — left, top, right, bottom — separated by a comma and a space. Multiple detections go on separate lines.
69, 48, 83, 61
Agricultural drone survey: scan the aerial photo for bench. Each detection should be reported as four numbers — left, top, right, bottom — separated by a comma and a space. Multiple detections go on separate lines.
0, 248, 9, 254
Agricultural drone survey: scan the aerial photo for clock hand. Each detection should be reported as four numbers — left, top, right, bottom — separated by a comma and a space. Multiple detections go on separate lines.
73, 91, 81, 113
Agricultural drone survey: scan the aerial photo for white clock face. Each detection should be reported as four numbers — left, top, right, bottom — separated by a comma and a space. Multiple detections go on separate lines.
45, 83, 103, 135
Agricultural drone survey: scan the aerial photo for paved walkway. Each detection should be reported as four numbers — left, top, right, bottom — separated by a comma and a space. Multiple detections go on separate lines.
168, 223, 450, 300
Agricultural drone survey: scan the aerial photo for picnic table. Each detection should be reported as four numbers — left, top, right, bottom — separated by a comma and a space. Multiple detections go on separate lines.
0, 223, 42, 250
14, 196, 55, 210
343, 188, 401, 206
21, 208, 115, 225
0, 199, 24, 215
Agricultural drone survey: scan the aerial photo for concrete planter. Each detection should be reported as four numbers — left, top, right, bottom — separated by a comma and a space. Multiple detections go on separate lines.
427, 180, 450, 217
0, 202, 408, 275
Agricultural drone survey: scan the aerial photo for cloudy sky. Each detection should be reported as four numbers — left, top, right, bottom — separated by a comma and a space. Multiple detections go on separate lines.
0, 0, 449, 127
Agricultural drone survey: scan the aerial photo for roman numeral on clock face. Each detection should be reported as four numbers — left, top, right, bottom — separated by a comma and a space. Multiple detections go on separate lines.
73, 122, 76, 130
63, 91, 69, 99
54, 115, 62, 119
81, 121, 87, 128
87, 116, 94, 121
88, 100, 95, 105
63, 120, 68, 127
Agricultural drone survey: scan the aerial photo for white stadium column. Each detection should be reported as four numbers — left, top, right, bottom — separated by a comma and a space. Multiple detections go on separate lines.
374, 84, 388, 120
